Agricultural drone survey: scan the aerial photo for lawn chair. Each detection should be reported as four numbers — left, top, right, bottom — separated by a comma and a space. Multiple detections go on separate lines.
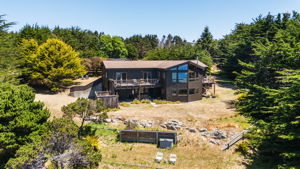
155, 152, 163, 163
169, 153, 177, 164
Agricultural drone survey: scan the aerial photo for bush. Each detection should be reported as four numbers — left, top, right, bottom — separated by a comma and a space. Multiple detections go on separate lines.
131, 99, 141, 104
120, 102, 130, 107
140, 99, 151, 104
153, 99, 181, 104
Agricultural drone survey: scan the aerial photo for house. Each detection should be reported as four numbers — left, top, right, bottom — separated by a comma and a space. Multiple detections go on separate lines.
102, 60, 212, 102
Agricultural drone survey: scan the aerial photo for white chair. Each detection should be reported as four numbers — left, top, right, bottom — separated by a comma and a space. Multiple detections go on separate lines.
169, 154, 177, 164
155, 152, 163, 163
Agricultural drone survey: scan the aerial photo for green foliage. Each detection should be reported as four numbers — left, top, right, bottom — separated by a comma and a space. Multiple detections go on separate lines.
0, 83, 50, 167
153, 99, 181, 104
6, 118, 102, 169
234, 12, 300, 168
140, 99, 151, 104
120, 102, 130, 107
62, 98, 107, 137
196, 26, 219, 61
219, 12, 300, 78
19, 38, 86, 92
99, 34, 128, 58
0, 15, 19, 84
145, 44, 213, 71
125, 34, 159, 59
131, 99, 142, 104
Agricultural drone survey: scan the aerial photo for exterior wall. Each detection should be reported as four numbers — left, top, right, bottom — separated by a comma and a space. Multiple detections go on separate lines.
103, 62, 207, 102
187, 75, 203, 102
165, 69, 188, 102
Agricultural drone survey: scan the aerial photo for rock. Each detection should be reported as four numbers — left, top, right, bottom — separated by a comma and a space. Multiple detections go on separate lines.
161, 120, 185, 130
210, 129, 227, 139
198, 128, 208, 132
114, 116, 123, 121
104, 118, 112, 123
188, 128, 197, 133
201, 132, 209, 137
209, 139, 220, 145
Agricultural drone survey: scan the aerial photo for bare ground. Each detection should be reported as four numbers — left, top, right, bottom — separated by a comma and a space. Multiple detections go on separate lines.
34, 75, 247, 169
34, 77, 99, 119
109, 83, 238, 130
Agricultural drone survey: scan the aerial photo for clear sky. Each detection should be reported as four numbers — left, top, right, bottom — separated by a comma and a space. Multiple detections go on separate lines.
2, 0, 300, 41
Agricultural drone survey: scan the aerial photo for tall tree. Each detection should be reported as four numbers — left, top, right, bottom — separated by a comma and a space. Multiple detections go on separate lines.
235, 12, 300, 168
99, 35, 128, 58
19, 38, 86, 92
0, 15, 18, 83
0, 83, 50, 167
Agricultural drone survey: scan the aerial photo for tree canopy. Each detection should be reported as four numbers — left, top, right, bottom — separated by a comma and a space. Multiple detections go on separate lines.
0, 83, 50, 167
19, 38, 86, 92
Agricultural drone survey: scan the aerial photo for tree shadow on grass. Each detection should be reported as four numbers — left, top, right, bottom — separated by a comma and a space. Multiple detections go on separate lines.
212, 71, 236, 89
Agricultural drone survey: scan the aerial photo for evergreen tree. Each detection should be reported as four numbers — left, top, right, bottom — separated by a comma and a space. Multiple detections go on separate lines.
19, 38, 86, 92
0, 83, 50, 167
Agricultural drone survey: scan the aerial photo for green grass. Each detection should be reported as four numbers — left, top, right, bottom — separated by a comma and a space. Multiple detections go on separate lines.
83, 123, 118, 143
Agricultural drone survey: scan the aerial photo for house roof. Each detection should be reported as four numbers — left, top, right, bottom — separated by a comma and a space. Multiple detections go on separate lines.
103, 60, 208, 70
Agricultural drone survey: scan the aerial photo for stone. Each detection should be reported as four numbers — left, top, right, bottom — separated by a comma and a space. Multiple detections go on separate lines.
104, 118, 112, 123
210, 129, 227, 139
198, 128, 208, 132
188, 128, 197, 133
209, 139, 220, 145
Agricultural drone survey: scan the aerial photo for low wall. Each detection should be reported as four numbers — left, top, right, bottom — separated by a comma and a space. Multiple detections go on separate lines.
119, 130, 177, 144
69, 78, 102, 99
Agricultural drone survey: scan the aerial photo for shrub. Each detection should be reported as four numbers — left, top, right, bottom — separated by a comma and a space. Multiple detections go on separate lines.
153, 99, 181, 104
131, 99, 141, 104
140, 99, 151, 104
120, 102, 130, 107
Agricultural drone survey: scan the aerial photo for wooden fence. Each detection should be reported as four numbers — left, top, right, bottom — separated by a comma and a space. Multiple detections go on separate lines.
119, 130, 177, 144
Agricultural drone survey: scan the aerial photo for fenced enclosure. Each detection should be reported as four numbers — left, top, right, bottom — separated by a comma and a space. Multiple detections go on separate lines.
95, 91, 119, 108
119, 130, 177, 145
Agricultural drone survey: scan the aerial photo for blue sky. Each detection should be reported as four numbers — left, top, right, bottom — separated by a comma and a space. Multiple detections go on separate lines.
2, 0, 300, 41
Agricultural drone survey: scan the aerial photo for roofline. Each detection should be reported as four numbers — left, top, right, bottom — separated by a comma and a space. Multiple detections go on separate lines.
103, 60, 208, 70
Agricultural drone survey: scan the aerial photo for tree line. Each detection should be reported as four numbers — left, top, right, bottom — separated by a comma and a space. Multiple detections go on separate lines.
1, 11, 300, 168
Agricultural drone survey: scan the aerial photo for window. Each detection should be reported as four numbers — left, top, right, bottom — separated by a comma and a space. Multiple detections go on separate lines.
189, 72, 199, 81
172, 72, 177, 83
162, 72, 165, 79
178, 64, 188, 70
116, 72, 127, 81
178, 89, 188, 96
169, 66, 177, 70
171, 88, 177, 96
189, 89, 195, 94
157, 71, 160, 79
178, 72, 187, 83
143, 72, 152, 79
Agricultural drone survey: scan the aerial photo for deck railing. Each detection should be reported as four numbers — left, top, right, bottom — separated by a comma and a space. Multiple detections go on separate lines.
202, 77, 215, 84
110, 79, 160, 88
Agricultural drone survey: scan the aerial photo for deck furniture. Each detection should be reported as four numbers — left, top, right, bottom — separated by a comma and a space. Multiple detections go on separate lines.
155, 152, 163, 163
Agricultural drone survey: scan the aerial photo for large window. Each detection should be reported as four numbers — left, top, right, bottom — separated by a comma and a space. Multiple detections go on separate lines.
116, 72, 127, 81
178, 89, 188, 96
169, 66, 177, 70
172, 72, 177, 83
178, 64, 188, 70
178, 72, 188, 83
